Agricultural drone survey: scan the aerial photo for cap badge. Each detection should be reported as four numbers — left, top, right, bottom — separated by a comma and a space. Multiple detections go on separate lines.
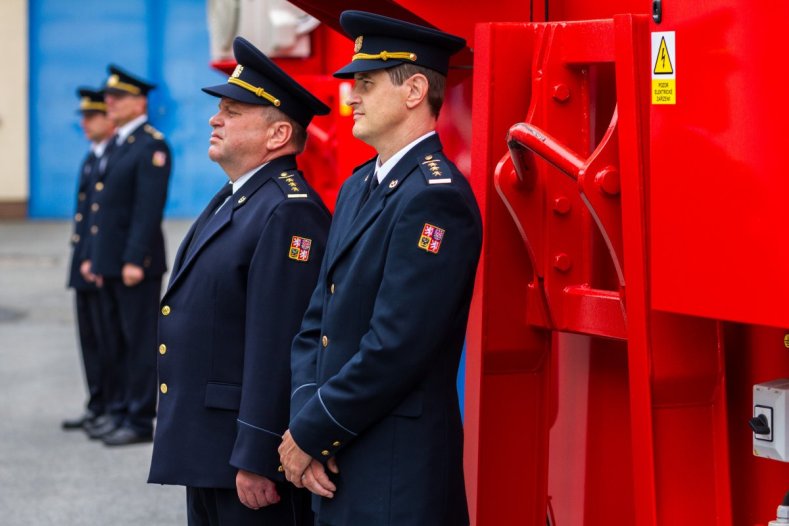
354, 36, 364, 53
289, 236, 312, 262
231, 65, 244, 79
418, 223, 445, 254
107, 74, 119, 87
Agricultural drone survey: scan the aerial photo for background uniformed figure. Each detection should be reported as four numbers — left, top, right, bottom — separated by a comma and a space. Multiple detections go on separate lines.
279, 11, 482, 526
148, 37, 330, 526
62, 87, 116, 431
81, 64, 172, 446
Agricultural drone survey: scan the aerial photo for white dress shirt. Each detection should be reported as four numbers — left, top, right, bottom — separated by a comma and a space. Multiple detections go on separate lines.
374, 131, 436, 183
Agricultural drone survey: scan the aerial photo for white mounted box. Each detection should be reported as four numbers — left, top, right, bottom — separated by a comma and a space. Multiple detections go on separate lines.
753, 379, 789, 462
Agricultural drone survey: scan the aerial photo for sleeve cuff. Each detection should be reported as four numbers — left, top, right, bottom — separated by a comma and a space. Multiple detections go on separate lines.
289, 389, 357, 461
122, 244, 147, 267
229, 419, 285, 481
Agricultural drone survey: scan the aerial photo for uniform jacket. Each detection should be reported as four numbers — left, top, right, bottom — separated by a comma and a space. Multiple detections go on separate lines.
148, 155, 331, 489
68, 151, 100, 290
84, 122, 171, 278
289, 134, 482, 525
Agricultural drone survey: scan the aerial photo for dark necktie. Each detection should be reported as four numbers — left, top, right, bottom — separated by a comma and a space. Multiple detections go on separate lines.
184, 183, 233, 259
97, 136, 118, 178
357, 170, 379, 212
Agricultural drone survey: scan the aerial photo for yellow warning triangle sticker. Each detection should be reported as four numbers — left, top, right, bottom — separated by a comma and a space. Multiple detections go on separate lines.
653, 36, 674, 74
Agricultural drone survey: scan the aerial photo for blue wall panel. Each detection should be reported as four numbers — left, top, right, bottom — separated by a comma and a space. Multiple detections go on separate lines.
30, 0, 228, 218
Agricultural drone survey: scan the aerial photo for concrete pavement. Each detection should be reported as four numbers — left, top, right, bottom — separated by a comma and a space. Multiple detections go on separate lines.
0, 219, 191, 526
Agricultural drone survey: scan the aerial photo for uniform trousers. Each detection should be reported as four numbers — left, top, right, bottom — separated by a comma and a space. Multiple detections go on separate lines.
98, 276, 161, 434
186, 485, 313, 526
74, 289, 105, 415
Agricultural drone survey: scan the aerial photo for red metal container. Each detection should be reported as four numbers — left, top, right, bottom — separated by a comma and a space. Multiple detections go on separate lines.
261, 1, 789, 524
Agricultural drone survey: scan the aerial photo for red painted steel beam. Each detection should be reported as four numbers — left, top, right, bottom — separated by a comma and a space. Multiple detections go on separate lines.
466, 21, 551, 526
615, 15, 733, 526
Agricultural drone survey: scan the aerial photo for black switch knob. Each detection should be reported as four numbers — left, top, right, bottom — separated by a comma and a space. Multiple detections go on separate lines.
749, 414, 771, 435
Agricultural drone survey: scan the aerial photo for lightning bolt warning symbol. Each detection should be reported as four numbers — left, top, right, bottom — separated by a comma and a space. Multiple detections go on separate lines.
653, 36, 674, 74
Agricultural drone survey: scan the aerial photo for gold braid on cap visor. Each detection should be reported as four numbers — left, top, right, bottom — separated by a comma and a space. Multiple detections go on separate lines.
81, 102, 108, 112
106, 76, 142, 96
227, 77, 281, 107
352, 51, 417, 62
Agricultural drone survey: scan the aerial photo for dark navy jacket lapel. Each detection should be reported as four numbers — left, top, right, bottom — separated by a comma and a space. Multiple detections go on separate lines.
103, 123, 144, 178
166, 156, 296, 294
328, 135, 443, 274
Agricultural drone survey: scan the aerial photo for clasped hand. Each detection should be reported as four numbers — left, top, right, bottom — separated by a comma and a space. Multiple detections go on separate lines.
279, 429, 339, 498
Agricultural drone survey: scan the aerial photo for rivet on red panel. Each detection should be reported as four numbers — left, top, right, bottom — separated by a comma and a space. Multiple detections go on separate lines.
552, 83, 570, 102
553, 253, 572, 272
595, 166, 620, 196
553, 195, 571, 215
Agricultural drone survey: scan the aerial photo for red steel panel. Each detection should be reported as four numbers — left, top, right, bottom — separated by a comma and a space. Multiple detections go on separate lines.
218, 3, 789, 525
649, 0, 789, 327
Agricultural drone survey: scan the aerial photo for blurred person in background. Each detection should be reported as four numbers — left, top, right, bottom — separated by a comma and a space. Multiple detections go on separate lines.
62, 87, 115, 432
81, 65, 171, 447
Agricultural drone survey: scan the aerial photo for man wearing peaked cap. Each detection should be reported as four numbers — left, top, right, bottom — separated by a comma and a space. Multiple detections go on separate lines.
332, 10, 466, 78
62, 87, 115, 433
81, 64, 171, 447
148, 36, 330, 526
104, 64, 156, 96
202, 36, 332, 128
280, 10, 481, 526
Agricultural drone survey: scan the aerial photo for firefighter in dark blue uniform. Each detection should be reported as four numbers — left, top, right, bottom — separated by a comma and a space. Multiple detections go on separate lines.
62, 88, 116, 431
82, 65, 172, 446
279, 11, 482, 526
148, 37, 330, 525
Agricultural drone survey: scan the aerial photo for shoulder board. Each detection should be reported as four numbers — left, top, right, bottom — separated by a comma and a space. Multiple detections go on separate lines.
418, 152, 453, 185
351, 156, 377, 175
274, 170, 309, 199
143, 124, 165, 140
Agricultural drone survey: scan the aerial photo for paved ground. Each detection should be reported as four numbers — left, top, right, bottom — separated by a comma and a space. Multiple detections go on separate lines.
0, 219, 191, 525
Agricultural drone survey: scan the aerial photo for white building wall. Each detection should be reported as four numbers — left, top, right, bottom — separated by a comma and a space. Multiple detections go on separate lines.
0, 0, 28, 215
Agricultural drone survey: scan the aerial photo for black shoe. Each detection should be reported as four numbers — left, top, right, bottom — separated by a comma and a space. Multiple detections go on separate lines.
61, 411, 97, 430
102, 426, 153, 447
83, 414, 111, 432
85, 417, 119, 440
